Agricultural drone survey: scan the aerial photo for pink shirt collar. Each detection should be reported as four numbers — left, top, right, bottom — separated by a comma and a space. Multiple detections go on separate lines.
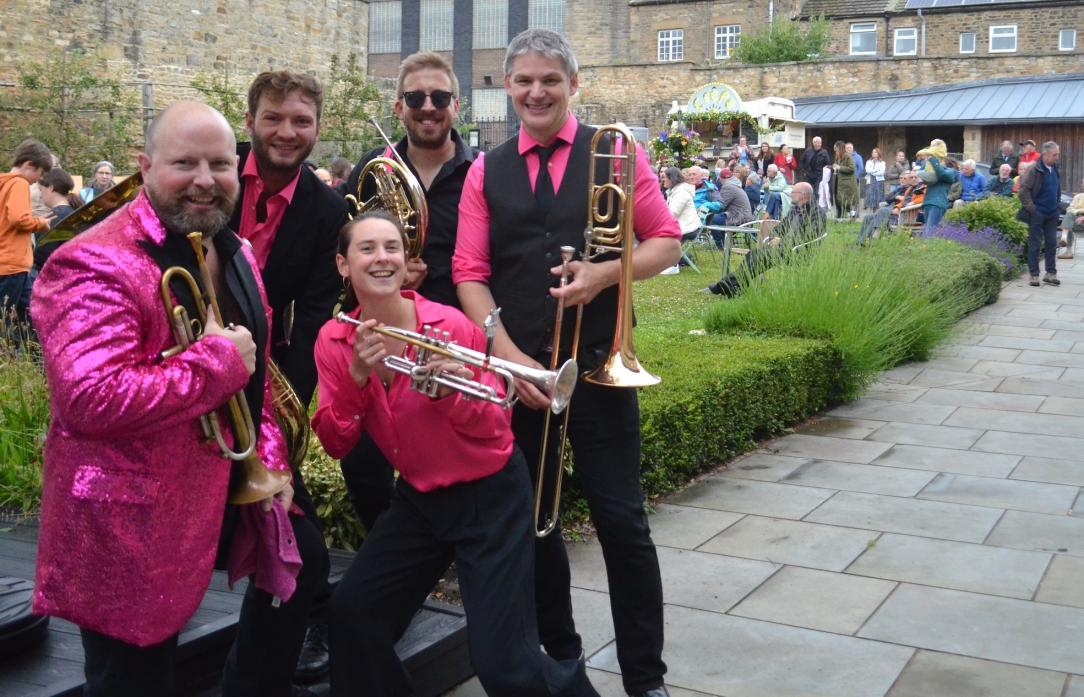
516, 111, 578, 156
327, 290, 447, 343
241, 151, 301, 203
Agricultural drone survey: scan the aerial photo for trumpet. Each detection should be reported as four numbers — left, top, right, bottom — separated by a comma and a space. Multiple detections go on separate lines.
345, 117, 428, 259
160, 232, 292, 505
335, 311, 578, 413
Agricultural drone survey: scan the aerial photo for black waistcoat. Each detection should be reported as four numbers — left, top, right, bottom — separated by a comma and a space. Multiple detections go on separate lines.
484, 124, 620, 359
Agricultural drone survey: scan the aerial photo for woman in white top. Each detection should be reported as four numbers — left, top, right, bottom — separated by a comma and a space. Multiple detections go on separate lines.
864, 147, 886, 212
660, 166, 699, 274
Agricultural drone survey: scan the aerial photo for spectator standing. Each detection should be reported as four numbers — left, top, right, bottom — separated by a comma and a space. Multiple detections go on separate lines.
763, 164, 792, 219
79, 160, 114, 203
37, 168, 76, 228
991, 141, 1019, 177
916, 139, 956, 233
799, 137, 830, 191
987, 164, 1015, 197
1018, 141, 1062, 286
1060, 176, 1083, 260
885, 151, 910, 197
1018, 139, 1040, 167
736, 136, 752, 167
773, 144, 798, 184
831, 141, 857, 219
817, 164, 833, 214
954, 159, 988, 208
329, 156, 352, 191
1013, 161, 1033, 194
752, 143, 773, 178
0, 139, 53, 327
864, 148, 885, 212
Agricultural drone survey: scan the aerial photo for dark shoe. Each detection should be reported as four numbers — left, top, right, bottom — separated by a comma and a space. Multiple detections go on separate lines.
698, 283, 722, 295
630, 687, 671, 697
1043, 272, 1061, 286
292, 685, 324, 697
294, 623, 329, 683
1029, 275, 1040, 287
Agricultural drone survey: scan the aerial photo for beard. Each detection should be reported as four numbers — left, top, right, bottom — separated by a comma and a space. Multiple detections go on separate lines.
251, 129, 314, 176
404, 113, 452, 150
145, 182, 236, 238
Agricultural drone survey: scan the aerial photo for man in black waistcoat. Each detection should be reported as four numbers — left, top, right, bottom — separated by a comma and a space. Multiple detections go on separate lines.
453, 29, 681, 697
229, 70, 347, 690
338, 51, 478, 569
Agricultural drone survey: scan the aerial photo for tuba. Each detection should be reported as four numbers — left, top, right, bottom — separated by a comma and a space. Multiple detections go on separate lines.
345, 118, 428, 258
160, 232, 292, 505
534, 123, 661, 537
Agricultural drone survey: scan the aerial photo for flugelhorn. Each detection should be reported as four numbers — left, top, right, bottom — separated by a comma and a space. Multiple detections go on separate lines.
335, 311, 577, 413
160, 232, 292, 505
345, 117, 428, 258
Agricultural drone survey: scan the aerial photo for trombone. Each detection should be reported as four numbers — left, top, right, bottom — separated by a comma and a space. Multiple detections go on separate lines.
160, 232, 292, 505
534, 123, 661, 537
335, 311, 578, 413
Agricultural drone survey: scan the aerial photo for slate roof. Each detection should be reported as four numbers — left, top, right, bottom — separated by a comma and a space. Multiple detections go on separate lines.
799, 0, 892, 17
794, 73, 1084, 126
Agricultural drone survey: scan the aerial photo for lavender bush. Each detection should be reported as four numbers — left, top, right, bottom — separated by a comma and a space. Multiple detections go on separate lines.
919, 222, 1023, 278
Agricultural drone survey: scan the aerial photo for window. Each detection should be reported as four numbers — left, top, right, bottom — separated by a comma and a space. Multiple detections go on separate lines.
894, 27, 917, 56
471, 88, 507, 121
419, 0, 453, 51
850, 23, 877, 55
989, 25, 1017, 53
1060, 28, 1077, 51
369, 1, 402, 54
473, 0, 508, 49
714, 25, 741, 59
528, 0, 565, 34
658, 29, 684, 61
959, 32, 976, 54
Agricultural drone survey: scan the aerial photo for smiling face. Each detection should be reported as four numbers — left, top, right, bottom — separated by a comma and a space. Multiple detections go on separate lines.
336, 216, 408, 303
246, 90, 319, 176
395, 67, 459, 150
505, 51, 577, 144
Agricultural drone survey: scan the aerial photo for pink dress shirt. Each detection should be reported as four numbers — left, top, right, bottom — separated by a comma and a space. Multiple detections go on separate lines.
311, 291, 514, 492
453, 114, 680, 284
238, 152, 301, 269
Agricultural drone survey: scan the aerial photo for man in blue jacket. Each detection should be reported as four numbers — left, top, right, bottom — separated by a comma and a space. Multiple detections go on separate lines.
954, 160, 988, 208
1018, 141, 1063, 287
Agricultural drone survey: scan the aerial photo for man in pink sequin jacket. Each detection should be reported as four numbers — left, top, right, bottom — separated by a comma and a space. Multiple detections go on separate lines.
30, 101, 327, 697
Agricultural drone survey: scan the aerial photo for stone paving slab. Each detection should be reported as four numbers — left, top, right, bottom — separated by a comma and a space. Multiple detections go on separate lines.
828, 399, 955, 425
699, 515, 878, 571
908, 368, 1003, 391
793, 417, 886, 439
980, 335, 1076, 352
864, 382, 928, 402
946, 345, 1022, 362
1017, 350, 1084, 368
965, 314, 1047, 328
917, 356, 979, 372
917, 472, 1079, 514
865, 422, 985, 450
966, 360, 1066, 379
569, 540, 779, 614
946, 406, 1084, 438
588, 604, 914, 697
1062, 367, 1084, 382
914, 387, 1043, 412
668, 475, 836, 519
783, 460, 937, 497
1035, 554, 1084, 609
858, 583, 1084, 674
846, 532, 1050, 599
1010, 456, 1084, 486
983, 324, 1057, 339
729, 566, 896, 636
1039, 395, 1084, 415
1067, 676, 1084, 697
996, 376, 1081, 398
973, 430, 1084, 460
872, 444, 1020, 478
647, 503, 744, 550
762, 433, 893, 463
721, 452, 809, 482
1053, 328, 1084, 342
804, 491, 1003, 543
1042, 319, 1084, 331
879, 364, 925, 383
885, 651, 1068, 697
986, 509, 1084, 556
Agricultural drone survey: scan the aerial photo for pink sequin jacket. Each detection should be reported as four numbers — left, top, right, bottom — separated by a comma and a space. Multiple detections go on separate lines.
31, 191, 290, 646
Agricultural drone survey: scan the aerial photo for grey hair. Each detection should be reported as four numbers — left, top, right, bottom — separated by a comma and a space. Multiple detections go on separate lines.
1042, 141, 1060, 153
746, 173, 761, 186
504, 28, 578, 78
93, 160, 114, 174
962, 159, 975, 168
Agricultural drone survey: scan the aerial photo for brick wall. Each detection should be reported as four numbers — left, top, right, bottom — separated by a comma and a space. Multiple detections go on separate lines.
0, 0, 369, 108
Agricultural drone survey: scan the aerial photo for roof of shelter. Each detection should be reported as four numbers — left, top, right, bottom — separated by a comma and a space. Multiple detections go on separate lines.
793, 73, 1084, 126
799, 0, 892, 17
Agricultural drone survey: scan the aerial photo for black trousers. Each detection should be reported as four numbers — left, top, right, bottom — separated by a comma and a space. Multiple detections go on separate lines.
328, 449, 599, 697
340, 432, 395, 533
513, 354, 666, 696
82, 510, 327, 697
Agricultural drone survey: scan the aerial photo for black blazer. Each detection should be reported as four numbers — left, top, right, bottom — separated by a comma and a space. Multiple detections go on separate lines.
230, 143, 348, 406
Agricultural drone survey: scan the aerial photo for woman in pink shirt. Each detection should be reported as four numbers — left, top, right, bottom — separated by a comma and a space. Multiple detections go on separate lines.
313, 212, 598, 697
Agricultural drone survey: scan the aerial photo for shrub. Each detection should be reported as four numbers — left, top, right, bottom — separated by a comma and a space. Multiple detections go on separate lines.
703, 234, 998, 400
0, 336, 48, 515
944, 195, 1028, 244
733, 16, 830, 64
300, 445, 367, 551
920, 222, 1023, 279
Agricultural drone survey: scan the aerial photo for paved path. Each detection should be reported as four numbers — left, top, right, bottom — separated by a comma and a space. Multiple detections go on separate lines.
450, 257, 1084, 697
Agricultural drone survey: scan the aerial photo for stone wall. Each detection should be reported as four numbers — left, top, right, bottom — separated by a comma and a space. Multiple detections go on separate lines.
575, 53, 1084, 129
0, 0, 369, 108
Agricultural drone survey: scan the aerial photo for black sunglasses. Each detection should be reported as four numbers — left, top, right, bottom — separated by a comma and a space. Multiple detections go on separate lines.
401, 90, 454, 109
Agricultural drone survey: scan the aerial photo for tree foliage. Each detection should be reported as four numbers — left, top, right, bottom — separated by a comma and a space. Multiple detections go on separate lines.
733, 16, 830, 65
189, 68, 249, 141
0, 52, 140, 178
320, 52, 391, 161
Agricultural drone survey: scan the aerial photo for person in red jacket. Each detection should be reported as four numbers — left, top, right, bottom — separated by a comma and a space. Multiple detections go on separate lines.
773, 144, 798, 184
